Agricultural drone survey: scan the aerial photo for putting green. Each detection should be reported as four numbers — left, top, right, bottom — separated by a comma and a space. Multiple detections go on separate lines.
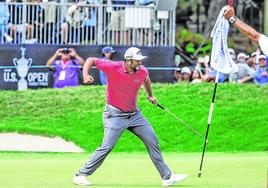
0, 152, 267, 188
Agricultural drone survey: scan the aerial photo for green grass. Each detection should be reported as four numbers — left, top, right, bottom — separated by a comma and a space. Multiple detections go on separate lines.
0, 152, 267, 188
0, 84, 268, 152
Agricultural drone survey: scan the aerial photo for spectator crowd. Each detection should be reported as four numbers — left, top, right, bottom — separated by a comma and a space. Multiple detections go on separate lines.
45, 45, 268, 89
173, 48, 268, 86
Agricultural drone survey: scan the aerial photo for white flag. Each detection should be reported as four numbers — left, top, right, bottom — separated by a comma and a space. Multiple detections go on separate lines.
259, 35, 268, 56
210, 6, 238, 74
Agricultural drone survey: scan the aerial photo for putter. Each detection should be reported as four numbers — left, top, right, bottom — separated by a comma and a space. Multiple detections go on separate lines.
156, 103, 205, 139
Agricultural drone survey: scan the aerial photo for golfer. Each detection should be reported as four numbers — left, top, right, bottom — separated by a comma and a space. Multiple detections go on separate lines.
73, 47, 187, 186
224, 5, 268, 56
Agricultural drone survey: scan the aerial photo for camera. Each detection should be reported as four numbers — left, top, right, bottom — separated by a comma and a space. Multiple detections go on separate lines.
61, 48, 70, 54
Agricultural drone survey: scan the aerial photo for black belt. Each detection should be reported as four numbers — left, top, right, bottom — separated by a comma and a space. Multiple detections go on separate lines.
106, 104, 137, 118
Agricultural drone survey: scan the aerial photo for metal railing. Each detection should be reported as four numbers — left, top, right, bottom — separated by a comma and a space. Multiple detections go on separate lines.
0, 2, 176, 46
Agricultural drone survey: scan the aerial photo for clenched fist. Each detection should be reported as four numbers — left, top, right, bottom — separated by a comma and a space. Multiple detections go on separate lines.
83, 75, 94, 84
147, 96, 157, 105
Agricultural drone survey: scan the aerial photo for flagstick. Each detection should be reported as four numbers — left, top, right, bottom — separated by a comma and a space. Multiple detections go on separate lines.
198, 71, 219, 178
198, 0, 232, 177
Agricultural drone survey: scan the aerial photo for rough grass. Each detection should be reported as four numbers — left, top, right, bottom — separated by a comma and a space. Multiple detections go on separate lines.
0, 83, 268, 152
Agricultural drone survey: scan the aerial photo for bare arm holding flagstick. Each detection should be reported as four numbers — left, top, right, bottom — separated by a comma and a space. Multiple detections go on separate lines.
224, 5, 268, 56
224, 6, 260, 43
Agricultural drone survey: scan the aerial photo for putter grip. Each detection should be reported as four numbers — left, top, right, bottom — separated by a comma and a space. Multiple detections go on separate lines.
156, 103, 165, 110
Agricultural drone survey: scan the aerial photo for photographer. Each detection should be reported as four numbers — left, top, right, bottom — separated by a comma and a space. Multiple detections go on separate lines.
46, 48, 85, 88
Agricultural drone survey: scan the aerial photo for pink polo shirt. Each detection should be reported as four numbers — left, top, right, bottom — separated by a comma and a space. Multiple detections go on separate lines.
96, 58, 148, 112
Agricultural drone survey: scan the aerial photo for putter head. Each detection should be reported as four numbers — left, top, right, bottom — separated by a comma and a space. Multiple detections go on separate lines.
198, 171, 202, 178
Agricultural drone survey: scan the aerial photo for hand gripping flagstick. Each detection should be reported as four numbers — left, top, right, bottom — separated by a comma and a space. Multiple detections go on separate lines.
155, 103, 205, 139
198, 0, 234, 178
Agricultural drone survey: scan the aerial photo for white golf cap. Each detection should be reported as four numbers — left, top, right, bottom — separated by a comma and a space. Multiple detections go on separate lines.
251, 52, 257, 57
181, 67, 191, 74
237, 53, 249, 60
258, 55, 267, 60
124, 47, 147, 61
228, 48, 236, 55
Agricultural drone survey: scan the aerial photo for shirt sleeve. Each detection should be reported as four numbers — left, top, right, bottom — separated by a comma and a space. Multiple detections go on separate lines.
50, 60, 59, 71
245, 65, 254, 78
95, 58, 115, 74
254, 69, 262, 81
259, 35, 268, 56
72, 59, 81, 71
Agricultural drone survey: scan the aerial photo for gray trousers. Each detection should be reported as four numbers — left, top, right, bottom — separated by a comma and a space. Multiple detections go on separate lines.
77, 104, 171, 180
